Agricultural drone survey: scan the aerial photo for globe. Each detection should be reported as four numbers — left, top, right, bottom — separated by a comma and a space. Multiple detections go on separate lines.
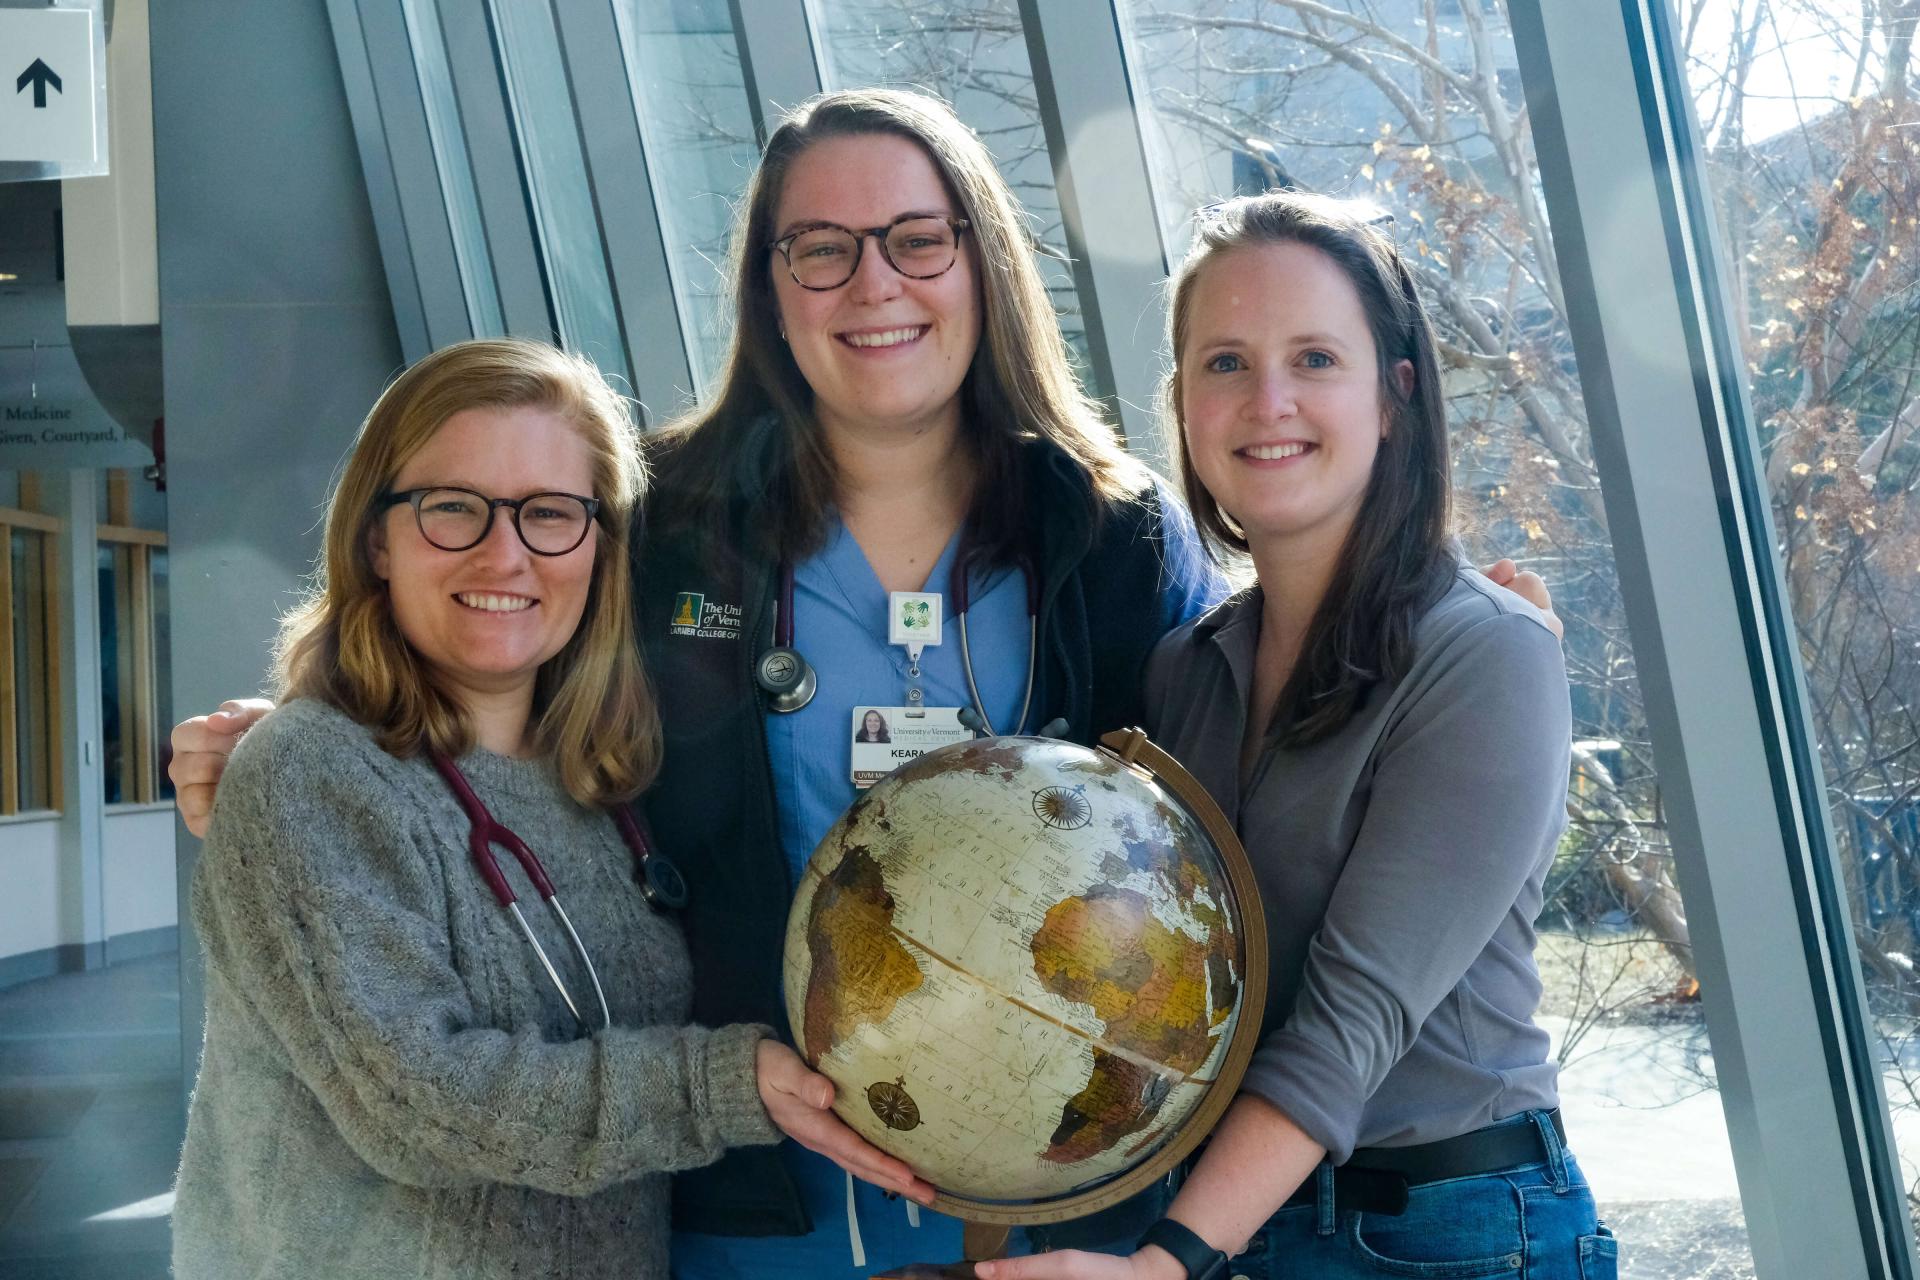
782, 728, 1268, 1226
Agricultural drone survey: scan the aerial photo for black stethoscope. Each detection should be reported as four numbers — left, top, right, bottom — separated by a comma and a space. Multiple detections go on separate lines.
429, 750, 687, 1033
754, 538, 1049, 737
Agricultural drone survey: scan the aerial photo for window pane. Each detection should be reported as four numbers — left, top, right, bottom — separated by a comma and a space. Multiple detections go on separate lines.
1116, 4, 1756, 1272
808, 0, 1093, 373
489, 0, 632, 383
1682, 0, 1920, 1246
401, 0, 506, 335
612, 0, 759, 393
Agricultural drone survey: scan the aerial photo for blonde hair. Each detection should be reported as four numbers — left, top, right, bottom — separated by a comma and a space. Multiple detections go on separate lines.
656, 88, 1148, 567
276, 338, 658, 806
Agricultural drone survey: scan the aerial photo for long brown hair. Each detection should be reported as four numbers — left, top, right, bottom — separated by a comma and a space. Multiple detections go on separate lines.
655, 88, 1146, 566
1166, 192, 1454, 746
276, 338, 659, 806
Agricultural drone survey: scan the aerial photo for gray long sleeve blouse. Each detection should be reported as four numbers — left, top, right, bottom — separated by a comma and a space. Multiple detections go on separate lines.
1143, 567, 1571, 1163
172, 698, 779, 1280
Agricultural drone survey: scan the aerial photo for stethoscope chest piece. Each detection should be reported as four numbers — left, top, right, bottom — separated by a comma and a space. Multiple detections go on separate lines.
757, 644, 817, 713
641, 852, 690, 912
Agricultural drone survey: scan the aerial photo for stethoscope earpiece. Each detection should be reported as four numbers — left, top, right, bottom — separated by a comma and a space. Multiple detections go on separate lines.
757, 645, 818, 713
1035, 717, 1069, 739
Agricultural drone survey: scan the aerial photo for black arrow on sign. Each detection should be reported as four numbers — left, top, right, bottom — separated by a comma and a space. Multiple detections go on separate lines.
16, 59, 62, 109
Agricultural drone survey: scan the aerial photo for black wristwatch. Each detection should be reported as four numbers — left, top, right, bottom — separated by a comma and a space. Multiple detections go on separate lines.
1138, 1218, 1229, 1280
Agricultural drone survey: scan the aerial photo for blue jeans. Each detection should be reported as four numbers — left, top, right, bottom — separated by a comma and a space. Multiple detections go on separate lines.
1226, 1112, 1618, 1279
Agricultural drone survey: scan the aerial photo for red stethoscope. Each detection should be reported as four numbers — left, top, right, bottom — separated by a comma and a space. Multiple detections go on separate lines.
429, 750, 686, 1032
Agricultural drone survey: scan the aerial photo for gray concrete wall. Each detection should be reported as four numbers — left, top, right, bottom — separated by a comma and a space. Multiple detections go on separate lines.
149, 0, 401, 1090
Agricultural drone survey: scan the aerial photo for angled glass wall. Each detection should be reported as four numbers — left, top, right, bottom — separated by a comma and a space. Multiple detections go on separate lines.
399, 0, 505, 336
1110, 0, 1904, 1271
809, 0, 1094, 372
1682, 0, 1920, 1236
489, 0, 632, 384
613, 0, 760, 393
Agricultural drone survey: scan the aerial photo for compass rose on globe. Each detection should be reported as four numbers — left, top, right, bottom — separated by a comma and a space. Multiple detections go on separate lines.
867, 1078, 922, 1132
1031, 783, 1093, 830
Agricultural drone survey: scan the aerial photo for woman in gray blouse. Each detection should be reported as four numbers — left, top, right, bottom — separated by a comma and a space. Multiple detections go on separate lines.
982, 195, 1614, 1280
171, 339, 929, 1280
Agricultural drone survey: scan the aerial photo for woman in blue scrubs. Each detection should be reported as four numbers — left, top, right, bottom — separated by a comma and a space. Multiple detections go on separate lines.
636, 89, 1224, 1276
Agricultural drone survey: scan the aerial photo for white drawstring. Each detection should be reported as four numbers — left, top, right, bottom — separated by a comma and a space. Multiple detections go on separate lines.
844, 1169, 924, 1267
845, 1171, 867, 1269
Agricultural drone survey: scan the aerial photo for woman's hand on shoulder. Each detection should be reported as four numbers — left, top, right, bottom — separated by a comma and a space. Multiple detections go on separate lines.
1481, 559, 1563, 641
752, 1040, 936, 1205
170, 699, 276, 838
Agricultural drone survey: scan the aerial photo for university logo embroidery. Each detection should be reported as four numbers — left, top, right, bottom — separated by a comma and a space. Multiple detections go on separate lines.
669, 590, 742, 640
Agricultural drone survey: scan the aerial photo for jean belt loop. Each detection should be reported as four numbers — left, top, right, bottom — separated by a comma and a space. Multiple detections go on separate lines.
1314, 1159, 1337, 1236
1531, 1109, 1570, 1193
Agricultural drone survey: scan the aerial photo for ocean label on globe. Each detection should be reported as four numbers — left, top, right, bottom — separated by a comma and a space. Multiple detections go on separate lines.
783, 736, 1248, 1206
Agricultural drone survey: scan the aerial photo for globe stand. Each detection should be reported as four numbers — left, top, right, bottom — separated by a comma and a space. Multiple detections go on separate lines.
874, 1221, 1011, 1279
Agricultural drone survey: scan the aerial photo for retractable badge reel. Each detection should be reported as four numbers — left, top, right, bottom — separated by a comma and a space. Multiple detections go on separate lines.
889, 590, 943, 713
848, 592, 970, 790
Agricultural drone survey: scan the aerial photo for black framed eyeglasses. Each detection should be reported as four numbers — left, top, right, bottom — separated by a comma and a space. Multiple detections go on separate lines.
767, 214, 971, 291
380, 487, 601, 557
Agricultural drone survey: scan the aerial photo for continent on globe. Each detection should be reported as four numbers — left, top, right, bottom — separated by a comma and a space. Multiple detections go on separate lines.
800, 844, 924, 1063
1030, 885, 1230, 1163
1045, 1049, 1169, 1165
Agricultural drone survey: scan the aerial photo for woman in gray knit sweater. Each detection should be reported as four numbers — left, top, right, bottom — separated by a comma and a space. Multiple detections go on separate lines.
172, 339, 930, 1280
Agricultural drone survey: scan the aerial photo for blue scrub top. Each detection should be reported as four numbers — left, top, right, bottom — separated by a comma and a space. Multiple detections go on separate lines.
673, 517, 1031, 1279
767, 518, 1035, 885
672, 497, 1221, 1279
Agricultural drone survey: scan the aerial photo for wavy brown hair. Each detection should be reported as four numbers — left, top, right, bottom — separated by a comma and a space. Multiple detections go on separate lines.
276, 338, 658, 806
1166, 192, 1454, 747
654, 88, 1147, 567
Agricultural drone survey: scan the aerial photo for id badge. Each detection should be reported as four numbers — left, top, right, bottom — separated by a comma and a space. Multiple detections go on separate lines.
851, 705, 970, 789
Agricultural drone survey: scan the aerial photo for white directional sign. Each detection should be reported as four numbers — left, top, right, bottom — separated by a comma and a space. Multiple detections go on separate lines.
0, 7, 97, 165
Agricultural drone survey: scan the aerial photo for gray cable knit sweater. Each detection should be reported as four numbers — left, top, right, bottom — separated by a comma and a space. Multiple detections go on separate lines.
172, 698, 780, 1280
